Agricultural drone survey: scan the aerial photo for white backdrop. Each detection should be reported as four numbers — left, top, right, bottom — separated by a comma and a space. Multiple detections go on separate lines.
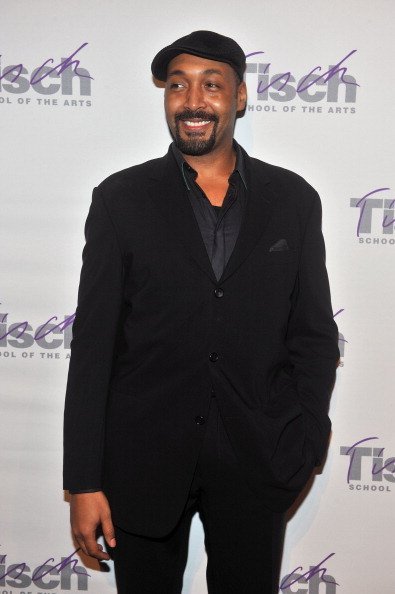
1, 1, 394, 592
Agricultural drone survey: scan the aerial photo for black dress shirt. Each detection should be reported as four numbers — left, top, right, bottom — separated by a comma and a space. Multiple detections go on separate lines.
171, 141, 248, 281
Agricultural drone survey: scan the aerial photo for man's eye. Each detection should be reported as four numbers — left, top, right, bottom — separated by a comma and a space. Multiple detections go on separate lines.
206, 82, 219, 89
169, 82, 184, 89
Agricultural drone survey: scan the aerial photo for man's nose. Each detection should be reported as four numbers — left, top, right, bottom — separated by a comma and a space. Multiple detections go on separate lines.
184, 84, 206, 111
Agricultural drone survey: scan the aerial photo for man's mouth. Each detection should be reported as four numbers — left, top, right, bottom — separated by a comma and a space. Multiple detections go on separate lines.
183, 120, 212, 128
182, 120, 212, 128
175, 111, 218, 134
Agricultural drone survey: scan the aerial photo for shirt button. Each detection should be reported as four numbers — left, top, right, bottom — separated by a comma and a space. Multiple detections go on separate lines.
214, 288, 224, 298
209, 352, 219, 362
195, 416, 205, 425
211, 388, 216, 398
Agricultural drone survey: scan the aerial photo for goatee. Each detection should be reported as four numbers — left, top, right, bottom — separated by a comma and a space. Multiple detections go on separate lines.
173, 109, 219, 156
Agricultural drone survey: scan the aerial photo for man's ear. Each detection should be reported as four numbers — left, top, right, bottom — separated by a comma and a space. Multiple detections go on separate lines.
237, 81, 247, 112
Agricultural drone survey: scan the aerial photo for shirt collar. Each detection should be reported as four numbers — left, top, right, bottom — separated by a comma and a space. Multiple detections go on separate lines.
171, 140, 248, 191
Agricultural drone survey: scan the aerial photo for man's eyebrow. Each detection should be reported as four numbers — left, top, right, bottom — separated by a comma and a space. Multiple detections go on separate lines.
167, 68, 225, 78
202, 69, 224, 76
167, 69, 185, 77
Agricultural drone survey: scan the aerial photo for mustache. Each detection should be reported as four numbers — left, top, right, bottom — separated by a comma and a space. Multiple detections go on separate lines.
175, 110, 219, 123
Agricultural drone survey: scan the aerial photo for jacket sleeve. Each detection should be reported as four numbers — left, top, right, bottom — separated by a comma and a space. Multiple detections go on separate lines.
63, 186, 124, 491
286, 189, 339, 465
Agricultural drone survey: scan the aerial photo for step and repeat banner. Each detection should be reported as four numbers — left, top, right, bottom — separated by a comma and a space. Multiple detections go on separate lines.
1, 1, 393, 593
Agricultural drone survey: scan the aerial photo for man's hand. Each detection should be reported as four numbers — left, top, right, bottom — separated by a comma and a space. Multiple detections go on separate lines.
70, 491, 116, 560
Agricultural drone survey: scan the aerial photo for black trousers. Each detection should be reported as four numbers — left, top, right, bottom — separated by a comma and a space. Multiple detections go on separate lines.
112, 396, 286, 594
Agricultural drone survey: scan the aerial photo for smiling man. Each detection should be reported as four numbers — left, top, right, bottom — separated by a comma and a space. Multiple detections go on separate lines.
64, 30, 339, 594
165, 53, 245, 156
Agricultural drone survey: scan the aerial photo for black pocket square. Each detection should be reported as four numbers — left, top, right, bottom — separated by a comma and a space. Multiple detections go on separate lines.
269, 239, 289, 252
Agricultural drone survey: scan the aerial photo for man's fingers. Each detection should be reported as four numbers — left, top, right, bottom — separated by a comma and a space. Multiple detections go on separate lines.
102, 515, 116, 548
74, 535, 89, 557
69, 492, 114, 559
76, 532, 110, 560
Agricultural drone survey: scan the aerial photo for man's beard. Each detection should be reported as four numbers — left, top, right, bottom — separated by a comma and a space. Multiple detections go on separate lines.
172, 110, 219, 156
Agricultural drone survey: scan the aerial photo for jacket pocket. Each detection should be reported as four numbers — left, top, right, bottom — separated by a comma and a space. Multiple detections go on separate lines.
259, 248, 297, 267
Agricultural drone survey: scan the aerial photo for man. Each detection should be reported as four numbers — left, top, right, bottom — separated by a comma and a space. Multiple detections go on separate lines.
64, 30, 339, 594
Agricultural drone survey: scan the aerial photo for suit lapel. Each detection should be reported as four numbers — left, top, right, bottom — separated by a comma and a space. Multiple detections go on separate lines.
219, 151, 275, 284
148, 148, 218, 284
147, 146, 277, 286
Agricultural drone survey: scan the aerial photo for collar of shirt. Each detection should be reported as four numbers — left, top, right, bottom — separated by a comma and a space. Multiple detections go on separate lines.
171, 140, 248, 192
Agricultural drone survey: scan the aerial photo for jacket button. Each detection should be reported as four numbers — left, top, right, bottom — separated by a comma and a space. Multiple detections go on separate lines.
211, 388, 216, 397
214, 288, 224, 298
195, 415, 205, 425
209, 352, 219, 362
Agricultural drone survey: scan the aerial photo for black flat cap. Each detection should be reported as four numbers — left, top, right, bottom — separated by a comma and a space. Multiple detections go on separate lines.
151, 30, 246, 82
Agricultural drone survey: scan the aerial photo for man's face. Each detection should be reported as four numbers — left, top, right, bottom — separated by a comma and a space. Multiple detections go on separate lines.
164, 53, 246, 156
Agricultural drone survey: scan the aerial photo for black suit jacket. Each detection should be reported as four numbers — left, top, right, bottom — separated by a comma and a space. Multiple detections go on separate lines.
63, 144, 339, 537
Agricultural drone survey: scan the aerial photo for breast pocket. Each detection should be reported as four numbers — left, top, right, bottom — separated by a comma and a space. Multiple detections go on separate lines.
259, 249, 297, 267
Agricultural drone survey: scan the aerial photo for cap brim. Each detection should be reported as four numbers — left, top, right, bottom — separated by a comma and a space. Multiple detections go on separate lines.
151, 48, 186, 82
151, 47, 241, 82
